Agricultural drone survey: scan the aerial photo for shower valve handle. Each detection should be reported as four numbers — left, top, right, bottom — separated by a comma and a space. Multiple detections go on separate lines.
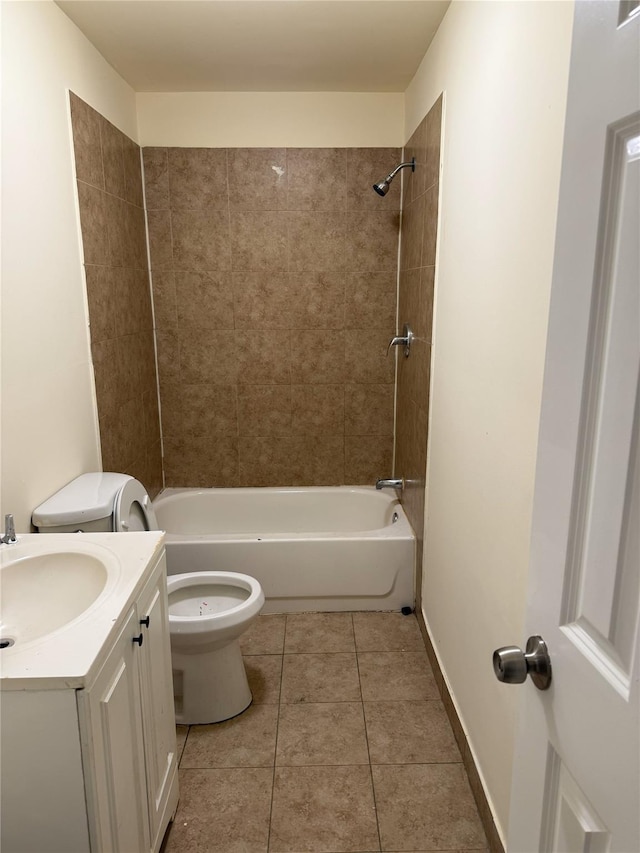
387, 324, 414, 358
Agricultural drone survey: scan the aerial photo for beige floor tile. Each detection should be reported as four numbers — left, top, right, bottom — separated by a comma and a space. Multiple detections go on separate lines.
372, 764, 487, 851
276, 702, 369, 766
358, 651, 438, 701
285, 612, 355, 653
281, 653, 361, 703
353, 612, 424, 652
163, 767, 272, 852
240, 614, 286, 654
180, 704, 278, 768
270, 765, 380, 852
364, 700, 460, 764
176, 725, 189, 764
245, 654, 283, 703
169, 615, 491, 853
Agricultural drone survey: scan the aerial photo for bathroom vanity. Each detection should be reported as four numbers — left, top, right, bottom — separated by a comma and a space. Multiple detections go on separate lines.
0, 533, 179, 853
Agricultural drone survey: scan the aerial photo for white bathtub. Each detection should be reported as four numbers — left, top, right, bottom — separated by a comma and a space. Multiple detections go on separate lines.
153, 487, 415, 614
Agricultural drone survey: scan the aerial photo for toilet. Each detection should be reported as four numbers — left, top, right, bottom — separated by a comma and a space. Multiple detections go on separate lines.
32, 473, 265, 724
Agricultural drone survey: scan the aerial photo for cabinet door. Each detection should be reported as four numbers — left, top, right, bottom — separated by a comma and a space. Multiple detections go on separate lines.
137, 554, 179, 851
79, 607, 150, 853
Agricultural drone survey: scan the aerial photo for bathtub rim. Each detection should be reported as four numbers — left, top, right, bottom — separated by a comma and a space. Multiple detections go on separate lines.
153, 484, 412, 542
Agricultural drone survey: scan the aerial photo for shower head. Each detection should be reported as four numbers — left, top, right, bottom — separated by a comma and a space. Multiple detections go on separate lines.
372, 157, 416, 196
373, 179, 391, 197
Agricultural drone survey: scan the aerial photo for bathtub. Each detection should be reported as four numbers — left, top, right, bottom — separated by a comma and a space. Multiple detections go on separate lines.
153, 487, 415, 614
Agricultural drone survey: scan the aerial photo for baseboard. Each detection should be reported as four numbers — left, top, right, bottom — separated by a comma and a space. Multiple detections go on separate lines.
416, 610, 506, 853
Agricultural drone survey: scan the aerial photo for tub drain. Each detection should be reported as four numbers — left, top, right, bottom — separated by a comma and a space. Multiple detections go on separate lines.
0, 637, 16, 649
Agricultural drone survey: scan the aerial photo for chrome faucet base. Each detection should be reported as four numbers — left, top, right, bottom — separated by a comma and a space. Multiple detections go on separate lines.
1, 514, 17, 545
387, 324, 414, 358
375, 478, 404, 492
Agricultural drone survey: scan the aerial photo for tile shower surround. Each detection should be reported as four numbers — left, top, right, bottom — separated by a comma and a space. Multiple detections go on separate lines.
395, 96, 443, 609
70, 93, 162, 496
143, 146, 402, 488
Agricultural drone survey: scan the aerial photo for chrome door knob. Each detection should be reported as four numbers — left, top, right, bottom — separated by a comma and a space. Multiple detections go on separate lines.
493, 635, 552, 691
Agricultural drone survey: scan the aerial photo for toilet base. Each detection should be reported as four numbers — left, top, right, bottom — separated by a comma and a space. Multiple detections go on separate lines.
171, 639, 252, 724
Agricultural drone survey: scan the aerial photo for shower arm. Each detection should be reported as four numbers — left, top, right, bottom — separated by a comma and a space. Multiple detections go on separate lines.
385, 158, 416, 181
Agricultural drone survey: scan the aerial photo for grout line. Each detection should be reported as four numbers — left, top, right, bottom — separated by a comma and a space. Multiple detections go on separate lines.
266, 614, 287, 851
177, 725, 190, 767
273, 648, 427, 655
139, 148, 167, 489
353, 614, 384, 853
265, 632, 286, 850
178, 759, 465, 770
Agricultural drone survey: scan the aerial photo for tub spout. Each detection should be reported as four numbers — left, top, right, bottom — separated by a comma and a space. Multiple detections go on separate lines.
375, 478, 404, 491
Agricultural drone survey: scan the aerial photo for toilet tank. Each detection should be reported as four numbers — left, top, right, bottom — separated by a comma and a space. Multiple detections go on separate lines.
32, 473, 131, 533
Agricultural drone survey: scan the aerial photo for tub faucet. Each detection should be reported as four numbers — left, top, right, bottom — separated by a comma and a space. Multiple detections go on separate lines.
1, 514, 17, 544
375, 478, 404, 492
387, 324, 414, 358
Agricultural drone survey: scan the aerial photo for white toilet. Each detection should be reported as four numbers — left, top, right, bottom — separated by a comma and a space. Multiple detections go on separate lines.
32, 473, 265, 724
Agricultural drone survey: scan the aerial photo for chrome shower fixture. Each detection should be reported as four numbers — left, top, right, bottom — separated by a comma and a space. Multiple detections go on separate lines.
372, 157, 416, 196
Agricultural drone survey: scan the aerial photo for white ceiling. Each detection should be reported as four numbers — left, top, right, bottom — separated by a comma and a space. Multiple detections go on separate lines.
56, 1, 450, 93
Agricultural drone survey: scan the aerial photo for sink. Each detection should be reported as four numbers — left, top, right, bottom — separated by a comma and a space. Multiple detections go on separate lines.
0, 547, 113, 646
0, 533, 164, 686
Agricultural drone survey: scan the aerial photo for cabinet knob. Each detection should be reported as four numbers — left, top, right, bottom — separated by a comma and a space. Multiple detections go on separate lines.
132, 633, 144, 647
140, 616, 150, 628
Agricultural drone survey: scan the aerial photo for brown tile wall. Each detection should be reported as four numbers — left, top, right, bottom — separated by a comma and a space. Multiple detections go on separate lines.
143, 147, 401, 487
70, 93, 162, 497
396, 96, 443, 606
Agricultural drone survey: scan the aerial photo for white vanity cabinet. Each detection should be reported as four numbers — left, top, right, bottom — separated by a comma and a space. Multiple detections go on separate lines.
136, 562, 180, 851
78, 553, 178, 853
0, 538, 179, 853
79, 606, 151, 853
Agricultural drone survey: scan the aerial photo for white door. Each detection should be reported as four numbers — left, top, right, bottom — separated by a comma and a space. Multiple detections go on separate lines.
507, 2, 640, 851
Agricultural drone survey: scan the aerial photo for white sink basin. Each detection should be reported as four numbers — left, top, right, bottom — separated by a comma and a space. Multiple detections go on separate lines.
0, 552, 109, 644
0, 540, 123, 648
0, 533, 164, 686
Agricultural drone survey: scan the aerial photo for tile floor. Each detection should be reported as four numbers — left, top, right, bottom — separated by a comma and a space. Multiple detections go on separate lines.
162, 612, 488, 853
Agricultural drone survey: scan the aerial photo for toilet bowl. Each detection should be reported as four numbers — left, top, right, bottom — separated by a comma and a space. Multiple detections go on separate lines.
167, 571, 264, 724
32, 473, 265, 724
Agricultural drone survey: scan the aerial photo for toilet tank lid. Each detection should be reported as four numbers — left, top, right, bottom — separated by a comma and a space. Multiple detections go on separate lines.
32, 472, 134, 527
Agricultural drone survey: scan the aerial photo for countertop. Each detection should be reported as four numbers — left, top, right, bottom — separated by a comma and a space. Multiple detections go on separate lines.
0, 532, 165, 690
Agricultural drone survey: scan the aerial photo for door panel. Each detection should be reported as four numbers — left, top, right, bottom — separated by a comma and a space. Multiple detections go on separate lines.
561, 110, 640, 692
137, 558, 178, 850
508, 3, 639, 851
540, 748, 610, 853
79, 608, 149, 853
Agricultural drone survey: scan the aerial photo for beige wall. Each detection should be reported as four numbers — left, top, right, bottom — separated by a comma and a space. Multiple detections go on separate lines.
0, 1, 138, 530
137, 92, 404, 148
405, 0, 574, 840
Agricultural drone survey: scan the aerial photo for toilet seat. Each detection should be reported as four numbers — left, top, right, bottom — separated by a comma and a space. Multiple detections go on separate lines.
114, 477, 158, 531
167, 572, 263, 637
